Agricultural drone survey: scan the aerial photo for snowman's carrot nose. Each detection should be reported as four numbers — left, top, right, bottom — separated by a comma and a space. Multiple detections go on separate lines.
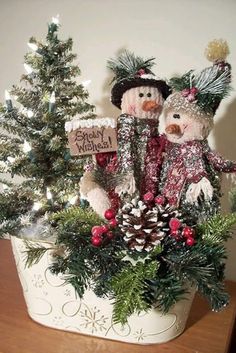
165, 124, 181, 135
142, 100, 159, 112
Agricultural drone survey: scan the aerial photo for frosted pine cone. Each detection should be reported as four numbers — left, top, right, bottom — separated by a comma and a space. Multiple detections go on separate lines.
117, 197, 181, 252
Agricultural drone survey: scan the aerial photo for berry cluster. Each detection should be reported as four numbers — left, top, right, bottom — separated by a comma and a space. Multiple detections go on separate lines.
91, 208, 117, 247
143, 191, 165, 206
169, 218, 196, 246
143, 192, 196, 247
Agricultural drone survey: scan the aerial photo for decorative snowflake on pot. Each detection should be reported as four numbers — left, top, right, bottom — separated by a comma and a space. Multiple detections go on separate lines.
117, 195, 183, 252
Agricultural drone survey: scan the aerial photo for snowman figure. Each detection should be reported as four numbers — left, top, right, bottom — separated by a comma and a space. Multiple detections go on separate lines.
79, 51, 171, 217
159, 40, 236, 219
107, 50, 171, 199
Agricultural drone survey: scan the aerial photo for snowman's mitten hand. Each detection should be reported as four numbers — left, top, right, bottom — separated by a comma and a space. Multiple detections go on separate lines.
200, 177, 214, 200
86, 187, 111, 218
186, 177, 213, 204
79, 171, 97, 198
115, 172, 136, 196
186, 183, 200, 204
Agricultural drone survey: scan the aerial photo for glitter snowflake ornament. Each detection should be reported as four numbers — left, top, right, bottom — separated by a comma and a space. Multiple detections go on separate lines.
117, 196, 181, 252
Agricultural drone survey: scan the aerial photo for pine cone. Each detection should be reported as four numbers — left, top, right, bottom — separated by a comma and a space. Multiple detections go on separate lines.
117, 197, 181, 252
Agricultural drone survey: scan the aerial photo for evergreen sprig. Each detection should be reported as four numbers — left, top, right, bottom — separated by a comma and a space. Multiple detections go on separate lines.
49, 206, 126, 299
146, 272, 188, 313
169, 71, 194, 92
111, 260, 158, 325
23, 240, 51, 267
197, 213, 236, 244
107, 50, 155, 83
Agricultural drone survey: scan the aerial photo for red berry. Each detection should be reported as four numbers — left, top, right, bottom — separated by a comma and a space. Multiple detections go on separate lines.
190, 87, 198, 95
154, 195, 165, 205
182, 88, 190, 97
169, 218, 181, 231
106, 231, 114, 239
109, 218, 118, 227
182, 226, 195, 238
143, 192, 154, 202
91, 226, 104, 237
91, 235, 102, 247
104, 208, 116, 220
96, 154, 107, 167
186, 237, 196, 246
171, 230, 181, 241
101, 224, 109, 233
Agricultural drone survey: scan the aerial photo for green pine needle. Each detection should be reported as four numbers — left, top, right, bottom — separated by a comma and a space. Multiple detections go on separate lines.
23, 240, 52, 267
107, 50, 155, 83
111, 261, 158, 325
197, 213, 236, 244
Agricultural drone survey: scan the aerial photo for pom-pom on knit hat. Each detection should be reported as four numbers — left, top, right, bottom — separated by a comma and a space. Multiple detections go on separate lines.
165, 39, 231, 120
107, 50, 171, 109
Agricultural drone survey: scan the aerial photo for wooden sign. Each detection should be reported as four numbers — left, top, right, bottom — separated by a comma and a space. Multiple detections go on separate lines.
68, 126, 117, 156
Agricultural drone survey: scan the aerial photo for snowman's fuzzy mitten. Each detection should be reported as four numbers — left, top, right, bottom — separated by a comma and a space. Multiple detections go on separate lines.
79, 171, 98, 197
115, 172, 136, 196
186, 177, 213, 204
85, 187, 111, 218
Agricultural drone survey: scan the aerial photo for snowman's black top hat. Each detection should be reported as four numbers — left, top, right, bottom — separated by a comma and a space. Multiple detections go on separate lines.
107, 50, 171, 109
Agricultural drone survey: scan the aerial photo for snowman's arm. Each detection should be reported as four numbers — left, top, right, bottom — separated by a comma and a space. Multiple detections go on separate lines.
205, 149, 236, 173
186, 177, 214, 204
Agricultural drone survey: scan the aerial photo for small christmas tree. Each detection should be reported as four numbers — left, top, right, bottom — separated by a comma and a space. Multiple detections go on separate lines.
0, 16, 95, 237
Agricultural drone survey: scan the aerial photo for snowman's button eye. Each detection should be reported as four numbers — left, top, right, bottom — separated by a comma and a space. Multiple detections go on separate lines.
173, 114, 180, 119
139, 93, 144, 97
147, 93, 152, 97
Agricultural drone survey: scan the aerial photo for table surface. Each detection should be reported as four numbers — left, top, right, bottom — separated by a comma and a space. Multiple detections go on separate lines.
0, 239, 235, 353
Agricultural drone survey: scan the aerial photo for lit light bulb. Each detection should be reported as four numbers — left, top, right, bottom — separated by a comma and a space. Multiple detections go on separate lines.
49, 91, 56, 113
82, 80, 91, 88
27, 42, 38, 52
4, 89, 13, 111
69, 195, 78, 205
7, 156, 16, 163
5, 90, 11, 100
32, 202, 42, 211
49, 91, 55, 103
24, 63, 33, 74
2, 184, 9, 190
27, 109, 34, 118
52, 15, 60, 25
46, 187, 53, 200
23, 140, 32, 153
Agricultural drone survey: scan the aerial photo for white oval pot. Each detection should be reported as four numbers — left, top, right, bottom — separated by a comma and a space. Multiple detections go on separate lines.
11, 236, 195, 344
